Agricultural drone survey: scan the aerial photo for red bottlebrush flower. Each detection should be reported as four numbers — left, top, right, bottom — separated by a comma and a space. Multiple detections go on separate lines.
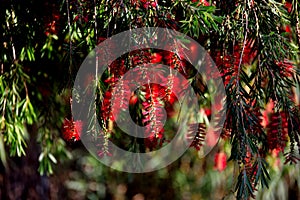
276, 60, 294, 77
192, 0, 209, 6
285, 25, 292, 33
62, 118, 83, 142
44, 21, 58, 36
73, 15, 79, 22
144, 128, 164, 150
97, 36, 107, 44
285, 2, 292, 13
129, 92, 139, 106
104, 76, 119, 85
111, 79, 131, 113
141, 0, 150, 9
139, 0, 157, 9
101, 90, 113, 121
214, 152, 227, 171
215, 51, 238, 86
142, 84, 165, 135
130, 49, 151, 65
44, 5, 60, 36
96, 137, 113, 158
187, 123, 206, 150
204, 108, 211, 117
267, 112, 288, 152
97, 150, 113, 158
162, 51, 190, 77
280, 111, 288, 142
151, 52, 163, 63
151, 1, 157, 8
202, 0, 210, 6
109, 59, 127, 77
215, 41, 256, 86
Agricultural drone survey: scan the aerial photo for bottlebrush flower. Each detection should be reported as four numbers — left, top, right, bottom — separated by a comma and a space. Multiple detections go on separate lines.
285, 25, 292, 33
144, 128, 164, 150
187, 123, 206, 150
151, 1, 157, 7
151, 52, 163, 63
267, 112, 288, 152
140, 0, 157, 9
129, 92, 139, 106
96, 133, 112, 158
62, 118, 83, 142
214, 152, 227, 171
285, 2, 292, 13
142, 84, 166, 139
44, 7, 60, 36
276, 60, 294, 77
192, 0, 210, 6
215, 41, 256, 85
130, 49, 151, 65
101, 89, 114, 121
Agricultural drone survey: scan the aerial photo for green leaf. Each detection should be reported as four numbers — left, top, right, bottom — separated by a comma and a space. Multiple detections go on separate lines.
48, 153, 57, 164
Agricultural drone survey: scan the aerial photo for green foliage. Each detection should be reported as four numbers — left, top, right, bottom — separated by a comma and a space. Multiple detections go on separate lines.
0, 0, 300, 199
180, 3, 222, 37
0, 63, 36, 159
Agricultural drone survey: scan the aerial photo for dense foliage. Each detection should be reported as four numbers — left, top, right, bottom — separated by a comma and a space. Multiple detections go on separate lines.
1, 0, 300, 199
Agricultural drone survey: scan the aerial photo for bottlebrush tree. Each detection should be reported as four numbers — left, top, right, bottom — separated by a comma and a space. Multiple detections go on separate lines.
0, 0, 300, 199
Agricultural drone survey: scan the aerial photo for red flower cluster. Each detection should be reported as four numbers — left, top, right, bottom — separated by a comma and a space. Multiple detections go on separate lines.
285, 1, 292, 13
44, 3, 60, 36
130, 0, 157, 10
267, 112, 288, 152
215, 42, 256, 85
141, 0, 157, 9
97, 48, 196, 151
142, 84, 166, 148
187, 123, 206, 150
62, 118, 83, 142
262, 100, 288, 152
276, 59, 294, 77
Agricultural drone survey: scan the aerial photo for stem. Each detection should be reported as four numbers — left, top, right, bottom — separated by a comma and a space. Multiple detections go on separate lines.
66, 0, 72, 72
235, 1, 250, 163
296, 4, 300, 47
23, 80, 29, 99
1, 93, 7, 125
94, 0, 98, 42
94, 0, 99, 139
236, 12, 248, 93
6, 8, 16, 61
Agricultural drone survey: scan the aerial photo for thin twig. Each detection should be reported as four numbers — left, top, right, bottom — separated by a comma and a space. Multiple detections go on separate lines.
93, 0, 100, 140
295, 3, 300, 47
66, 0, 72, 73
6, 8, 16, 61
236, 12, 248, 93
94, 0, 98, 42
